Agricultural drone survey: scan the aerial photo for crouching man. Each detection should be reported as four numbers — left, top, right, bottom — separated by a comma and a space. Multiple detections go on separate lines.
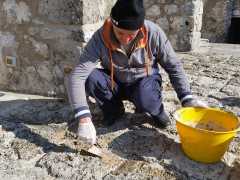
67, 0, 207, 144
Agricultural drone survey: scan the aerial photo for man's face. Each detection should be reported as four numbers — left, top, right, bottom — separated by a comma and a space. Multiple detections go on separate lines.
113, 25, 139, 45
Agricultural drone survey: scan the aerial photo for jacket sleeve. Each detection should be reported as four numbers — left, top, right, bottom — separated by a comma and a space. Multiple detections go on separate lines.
156, 28, 193, 104
67, 30, 102, 119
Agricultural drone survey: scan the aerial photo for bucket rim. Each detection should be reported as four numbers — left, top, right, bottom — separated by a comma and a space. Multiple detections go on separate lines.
173, 107, 240, 134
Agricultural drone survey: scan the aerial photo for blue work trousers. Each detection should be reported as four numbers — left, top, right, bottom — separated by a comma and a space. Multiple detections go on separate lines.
85, 69, 164, 117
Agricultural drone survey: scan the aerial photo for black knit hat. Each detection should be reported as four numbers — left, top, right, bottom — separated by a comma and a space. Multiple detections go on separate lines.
110, 0, 145, 30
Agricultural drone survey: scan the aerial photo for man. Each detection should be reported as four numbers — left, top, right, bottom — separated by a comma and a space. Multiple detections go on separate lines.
67, 0, 207, 145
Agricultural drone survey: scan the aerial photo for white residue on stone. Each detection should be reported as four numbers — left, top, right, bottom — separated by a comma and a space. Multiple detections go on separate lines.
3, 0, 32, 24
29, 37, 49, 58
146, 5, 161, 17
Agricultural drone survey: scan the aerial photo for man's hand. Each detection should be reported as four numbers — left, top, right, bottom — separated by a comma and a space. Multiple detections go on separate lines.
182, 98, 208, 108
78, 117, 96, 145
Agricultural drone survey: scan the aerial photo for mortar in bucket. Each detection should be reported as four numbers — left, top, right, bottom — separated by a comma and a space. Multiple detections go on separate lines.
174, 107, 240, 163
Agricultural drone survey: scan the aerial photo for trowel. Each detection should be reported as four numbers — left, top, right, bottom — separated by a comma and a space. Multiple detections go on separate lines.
80, 142, 122, 167
67, 121, 108, 158
80, 144, 103, 158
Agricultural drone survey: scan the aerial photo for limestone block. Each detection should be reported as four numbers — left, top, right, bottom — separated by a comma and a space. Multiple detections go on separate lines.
51, 39, 82, 62
146, 5, 161, 17
29, 23, 102, 44
28, 38, 49, 59
169, 16, 183, 31
37, 27, 72, 40
143, 0, 154, 9
190, 31, 201, 50
0, 32, 15, 46
174, 0, 188, 5
194, 14, 203, 32
31, 19, 45, 25
38, 0, 82, 25
164, 4, 178, 15
178, 33, 192, 51
80, 22, 104, 42
53, 65, 64, 79
202, 0, 231, 42
168, 34, 178, 50
37, 63, 54, 82
184, 16, 195, 32
15, 70, 49, 94
157, 0, 166, 3
182, 2, 194, 16
26, 66, 36, 74
193, 0, 204, 15
156, 17, 169, 32
3, 0, 31, 24
82, 0, 116, 24
38, 0, 115, 25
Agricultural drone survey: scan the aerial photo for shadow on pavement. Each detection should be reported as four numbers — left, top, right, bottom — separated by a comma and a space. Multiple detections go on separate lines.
108, 126, 232, 179
0, 99, 76, 153
97, 112, 152, 136
208, 95, 240, 108
0, 99, 72, 124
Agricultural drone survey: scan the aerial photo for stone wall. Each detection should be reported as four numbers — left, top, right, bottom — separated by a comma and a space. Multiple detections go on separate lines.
0, 0, 116, 96
0, 0, 202, 96
144, 0, 203, 51
201, 0, 234, 42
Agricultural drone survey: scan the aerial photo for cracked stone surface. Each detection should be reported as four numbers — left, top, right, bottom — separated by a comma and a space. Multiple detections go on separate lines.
0, 43, 240, 179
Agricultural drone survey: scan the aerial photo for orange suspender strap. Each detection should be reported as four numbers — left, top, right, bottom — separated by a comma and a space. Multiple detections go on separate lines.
145, 43, 151, 76
108, 49, 114, 90
108, 44, 150, 90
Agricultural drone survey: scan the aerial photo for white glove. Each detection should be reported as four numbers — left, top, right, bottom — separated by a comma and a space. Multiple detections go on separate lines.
78, 121, 96, 145
182, 98, 208, 108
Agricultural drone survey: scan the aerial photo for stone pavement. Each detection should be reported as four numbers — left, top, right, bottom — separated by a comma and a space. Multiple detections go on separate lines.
0, 43, 240, 180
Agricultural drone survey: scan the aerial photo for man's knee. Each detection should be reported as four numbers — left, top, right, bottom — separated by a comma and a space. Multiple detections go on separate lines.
85, 69, 110, 95
87, 69, 104, 85
134, 75, 162, 111
137, 75, 162, 98
87, 69, 110, 87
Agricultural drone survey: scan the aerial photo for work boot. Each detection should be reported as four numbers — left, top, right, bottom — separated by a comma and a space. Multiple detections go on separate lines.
102, 105, 125, 126
151, 110, 171, 128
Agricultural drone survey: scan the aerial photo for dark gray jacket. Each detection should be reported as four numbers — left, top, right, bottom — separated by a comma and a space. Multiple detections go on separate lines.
67, 19, 192, 119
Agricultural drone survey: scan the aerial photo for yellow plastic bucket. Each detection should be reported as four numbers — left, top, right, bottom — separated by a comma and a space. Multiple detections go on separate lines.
174, 107, 240, 163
